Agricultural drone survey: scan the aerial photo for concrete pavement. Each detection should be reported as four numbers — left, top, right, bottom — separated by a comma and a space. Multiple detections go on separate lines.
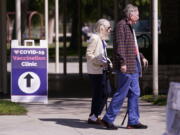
0, 98, 166, 135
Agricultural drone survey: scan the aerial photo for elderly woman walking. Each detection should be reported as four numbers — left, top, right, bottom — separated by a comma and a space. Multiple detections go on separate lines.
86, 19, 112, 124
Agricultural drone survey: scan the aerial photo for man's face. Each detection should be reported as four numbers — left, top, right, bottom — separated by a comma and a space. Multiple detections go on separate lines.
130, 11, 139, 24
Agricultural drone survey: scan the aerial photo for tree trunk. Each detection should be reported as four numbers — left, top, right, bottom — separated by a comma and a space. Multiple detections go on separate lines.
161, 0, 180, 44
160, 0, 180, 64
0, 0, 7, 94
98, 0, 103, 18
70, 0, 79, 50
21, 0, 29, 41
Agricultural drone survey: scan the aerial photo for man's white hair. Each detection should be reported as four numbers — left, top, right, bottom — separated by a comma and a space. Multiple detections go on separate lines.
123, 4, 138, 18
95, 18, 110, 33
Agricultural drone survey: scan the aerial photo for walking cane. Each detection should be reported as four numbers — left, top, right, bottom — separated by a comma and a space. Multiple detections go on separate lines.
121, 110, 128, 126
104, 62, 112, 112
104, 69, 109, 112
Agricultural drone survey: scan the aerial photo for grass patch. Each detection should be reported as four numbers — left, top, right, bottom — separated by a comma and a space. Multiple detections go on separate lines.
141, 95, 167, 106
0, 100, 27, 115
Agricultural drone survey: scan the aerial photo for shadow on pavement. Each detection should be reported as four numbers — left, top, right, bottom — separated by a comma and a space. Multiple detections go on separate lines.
39, 118, 107, 130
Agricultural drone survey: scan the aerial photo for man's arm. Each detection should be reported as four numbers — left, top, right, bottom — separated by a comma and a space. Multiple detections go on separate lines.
115, 22, 127, 72
115, 22, 126, 66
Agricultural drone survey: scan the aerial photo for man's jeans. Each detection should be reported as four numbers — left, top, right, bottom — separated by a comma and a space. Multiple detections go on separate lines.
103, 71, 141, 125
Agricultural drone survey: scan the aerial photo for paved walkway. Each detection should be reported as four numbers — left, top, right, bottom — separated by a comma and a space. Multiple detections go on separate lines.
0, 98, 166, 135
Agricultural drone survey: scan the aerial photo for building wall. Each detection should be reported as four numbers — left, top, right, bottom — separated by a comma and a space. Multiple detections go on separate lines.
140, 65, 180, 95
48, 65, 180, 97
3, 65, 180, 98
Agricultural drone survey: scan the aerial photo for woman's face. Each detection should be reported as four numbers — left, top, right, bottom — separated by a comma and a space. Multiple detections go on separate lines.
101, 23, 112, 40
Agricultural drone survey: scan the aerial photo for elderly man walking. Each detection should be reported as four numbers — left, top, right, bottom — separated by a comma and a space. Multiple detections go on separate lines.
100, 4, 148, 130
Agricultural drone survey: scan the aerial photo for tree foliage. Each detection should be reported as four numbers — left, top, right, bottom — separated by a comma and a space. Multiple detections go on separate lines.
130, 0, 150, 19
7, 0, 151, 24
6, 0, 152, 46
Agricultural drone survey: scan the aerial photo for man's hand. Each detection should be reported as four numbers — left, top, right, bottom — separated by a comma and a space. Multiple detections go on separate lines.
121, 65, 127, 73
142, 58, 148, 69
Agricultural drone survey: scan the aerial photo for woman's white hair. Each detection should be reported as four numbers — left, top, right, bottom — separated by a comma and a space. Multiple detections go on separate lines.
95, 18, 110, 33
123, 4, 138, 18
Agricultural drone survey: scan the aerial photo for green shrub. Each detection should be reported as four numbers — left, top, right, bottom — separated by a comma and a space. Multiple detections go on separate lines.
141, 95, 167, 106
0, 100, 27, 115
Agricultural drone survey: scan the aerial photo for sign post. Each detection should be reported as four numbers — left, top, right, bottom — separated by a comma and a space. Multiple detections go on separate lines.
11, 40, 48, 104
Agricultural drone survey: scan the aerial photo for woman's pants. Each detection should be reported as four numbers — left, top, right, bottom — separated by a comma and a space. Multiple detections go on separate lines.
89, 73, 111, 117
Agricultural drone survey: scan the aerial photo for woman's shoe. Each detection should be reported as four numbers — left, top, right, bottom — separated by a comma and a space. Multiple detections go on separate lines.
87, 117, 102, 125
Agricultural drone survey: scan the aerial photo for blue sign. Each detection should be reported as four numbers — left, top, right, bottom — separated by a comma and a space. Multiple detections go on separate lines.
11, 40, 48, 103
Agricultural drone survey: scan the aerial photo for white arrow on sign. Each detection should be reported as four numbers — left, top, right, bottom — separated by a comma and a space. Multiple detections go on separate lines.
18, 72, 41, 94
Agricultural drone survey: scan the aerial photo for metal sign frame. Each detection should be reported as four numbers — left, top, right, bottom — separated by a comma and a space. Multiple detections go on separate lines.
11, 40, 48, 104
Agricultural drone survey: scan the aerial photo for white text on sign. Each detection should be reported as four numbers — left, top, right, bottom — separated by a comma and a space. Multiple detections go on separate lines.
21, 62, 38, 67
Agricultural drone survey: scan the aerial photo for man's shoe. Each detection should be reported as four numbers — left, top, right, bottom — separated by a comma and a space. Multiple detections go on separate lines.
87, 117, 101, 125
100, 119, 118, 130
127, 123, 148, 129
